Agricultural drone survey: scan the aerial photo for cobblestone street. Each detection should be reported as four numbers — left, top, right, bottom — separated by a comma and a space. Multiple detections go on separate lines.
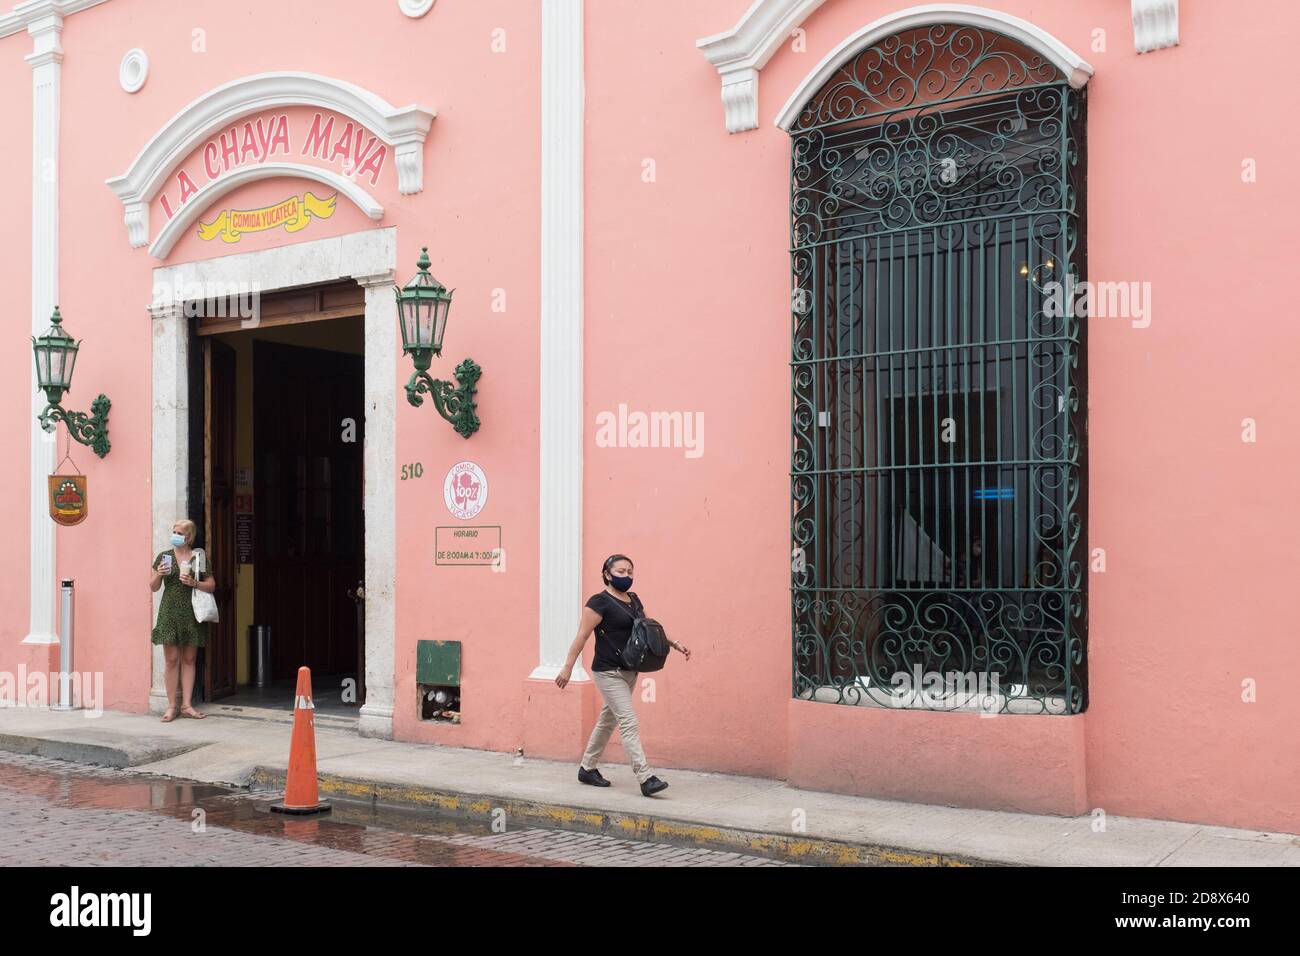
0, 754, 796, 867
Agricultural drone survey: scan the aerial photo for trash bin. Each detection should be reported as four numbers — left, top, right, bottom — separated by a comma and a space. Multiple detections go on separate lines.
250, 625, 272, 688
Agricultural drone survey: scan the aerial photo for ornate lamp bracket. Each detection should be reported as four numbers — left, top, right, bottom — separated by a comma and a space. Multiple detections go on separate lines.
405, 358, 481, 439
39, 394, 113, 459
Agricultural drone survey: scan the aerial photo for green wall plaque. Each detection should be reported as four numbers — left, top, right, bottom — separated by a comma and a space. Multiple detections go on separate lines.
416, 640, 461, 686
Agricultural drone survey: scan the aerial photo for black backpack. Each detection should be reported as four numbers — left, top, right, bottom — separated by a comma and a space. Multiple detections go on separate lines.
615, 594, 670, 672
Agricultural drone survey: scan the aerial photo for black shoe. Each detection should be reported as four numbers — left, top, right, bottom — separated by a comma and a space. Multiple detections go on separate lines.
578, 767, 611, 787
640, 775, 669, 797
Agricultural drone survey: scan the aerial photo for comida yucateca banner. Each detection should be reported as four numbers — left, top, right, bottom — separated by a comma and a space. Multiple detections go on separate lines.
197, 191, 337, 244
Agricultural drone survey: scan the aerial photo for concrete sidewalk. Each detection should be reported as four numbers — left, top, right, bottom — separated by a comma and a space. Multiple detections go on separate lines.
0, 706, 1295, 866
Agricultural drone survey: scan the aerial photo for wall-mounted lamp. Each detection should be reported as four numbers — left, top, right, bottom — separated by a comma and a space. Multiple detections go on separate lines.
395, 248, 481, 440
32, 307, 111, 458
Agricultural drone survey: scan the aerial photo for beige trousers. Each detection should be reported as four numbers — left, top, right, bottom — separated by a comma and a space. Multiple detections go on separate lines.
580, 668, 651, 784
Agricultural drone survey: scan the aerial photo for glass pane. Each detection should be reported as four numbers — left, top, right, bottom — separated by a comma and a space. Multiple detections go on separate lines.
418, 299, 434, 347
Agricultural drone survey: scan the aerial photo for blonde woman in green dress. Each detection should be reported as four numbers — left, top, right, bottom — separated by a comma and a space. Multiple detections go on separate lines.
150, 519, 216, 722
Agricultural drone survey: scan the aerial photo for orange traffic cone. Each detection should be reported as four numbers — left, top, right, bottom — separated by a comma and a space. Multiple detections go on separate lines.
270, 667, 331, 815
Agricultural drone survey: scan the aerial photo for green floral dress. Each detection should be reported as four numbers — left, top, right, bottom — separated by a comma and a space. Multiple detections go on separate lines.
151, 550, 208, 647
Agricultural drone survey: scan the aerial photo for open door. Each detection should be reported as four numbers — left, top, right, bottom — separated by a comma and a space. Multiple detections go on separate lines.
204, 338, 238, 700
253, 340, 364, 683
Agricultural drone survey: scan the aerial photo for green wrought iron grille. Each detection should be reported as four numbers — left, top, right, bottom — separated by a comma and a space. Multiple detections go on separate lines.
789, 24, 1088, 715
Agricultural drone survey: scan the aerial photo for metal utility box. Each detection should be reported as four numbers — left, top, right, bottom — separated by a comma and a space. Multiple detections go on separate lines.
416, 640, 461, 686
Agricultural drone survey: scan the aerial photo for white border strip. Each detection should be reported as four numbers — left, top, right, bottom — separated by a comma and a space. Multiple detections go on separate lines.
0, 0, 109, 40
532, 0, 587, 682
22, 10, 62, 645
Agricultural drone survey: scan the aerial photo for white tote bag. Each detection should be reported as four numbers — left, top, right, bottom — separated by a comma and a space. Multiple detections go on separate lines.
191, 548, 220, 624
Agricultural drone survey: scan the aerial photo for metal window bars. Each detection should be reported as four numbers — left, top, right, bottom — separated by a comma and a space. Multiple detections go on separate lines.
789, 24, 1088, 715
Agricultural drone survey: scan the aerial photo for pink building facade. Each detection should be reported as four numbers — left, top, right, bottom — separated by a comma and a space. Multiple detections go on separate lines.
1, 0, 1296, 835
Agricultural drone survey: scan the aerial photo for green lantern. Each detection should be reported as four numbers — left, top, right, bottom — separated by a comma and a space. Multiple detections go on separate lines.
32, 306, 111, 458
32, 306, 78, 407
396, 247, 455, 365
394, 248, 481, 439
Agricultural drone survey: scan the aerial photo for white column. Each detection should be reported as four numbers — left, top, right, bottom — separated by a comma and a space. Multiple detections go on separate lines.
531, 0, 586, 681
356, 271, 397, 739
149, 301, 189, 712
22, 11, 63, 647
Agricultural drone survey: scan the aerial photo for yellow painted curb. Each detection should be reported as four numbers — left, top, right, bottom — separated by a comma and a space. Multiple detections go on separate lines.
250, 766, 996, 867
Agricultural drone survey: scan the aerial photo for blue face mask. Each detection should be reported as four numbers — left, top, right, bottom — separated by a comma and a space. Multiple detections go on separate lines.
170, 533, 186, 548
609, 575, 633, 592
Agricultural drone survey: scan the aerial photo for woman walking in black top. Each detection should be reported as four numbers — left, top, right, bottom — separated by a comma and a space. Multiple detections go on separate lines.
555, 554, 690, 796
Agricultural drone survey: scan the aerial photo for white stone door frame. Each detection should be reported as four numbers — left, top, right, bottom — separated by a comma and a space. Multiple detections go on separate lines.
149, 226, 398, 739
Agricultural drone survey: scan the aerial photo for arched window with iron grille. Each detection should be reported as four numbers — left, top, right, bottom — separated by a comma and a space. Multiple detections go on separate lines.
789, 23, 1088, 715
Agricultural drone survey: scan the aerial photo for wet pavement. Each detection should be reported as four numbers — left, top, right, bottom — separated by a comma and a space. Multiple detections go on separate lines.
0, 753, 797, 867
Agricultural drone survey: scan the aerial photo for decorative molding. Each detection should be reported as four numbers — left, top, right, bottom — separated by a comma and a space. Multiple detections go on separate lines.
531, 0, 588, 683
775, 4, 1095, 131
150, 225, 396, 305
697, 0, 828, 133
151, 229, 398, 736
1132, 0, 1178, 54
353, 270, 396, 288
119, 47, 147, 92
698, 2, 1095, 134
398, 0, 435, 18
719, 69, 759, 134
148, 162, 385, 259
23, 9, 62, 646
107, 72, 435, 248
0, 0, 109, 40
393, 142, 424, 195
123, 200, 147, 247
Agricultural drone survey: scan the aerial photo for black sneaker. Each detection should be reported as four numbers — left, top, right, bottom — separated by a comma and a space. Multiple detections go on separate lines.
639, 775, 669, 797
578, 767, 611, 787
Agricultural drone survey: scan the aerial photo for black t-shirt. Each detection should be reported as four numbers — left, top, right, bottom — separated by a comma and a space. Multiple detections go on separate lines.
586, 591, 642, 672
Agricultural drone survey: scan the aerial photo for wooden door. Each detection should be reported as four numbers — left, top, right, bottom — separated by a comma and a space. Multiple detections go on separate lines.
204, 339, 238, 700
253, 341, 364, 682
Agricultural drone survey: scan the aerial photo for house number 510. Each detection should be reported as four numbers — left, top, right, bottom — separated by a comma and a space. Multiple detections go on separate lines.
401, 462, 424, 481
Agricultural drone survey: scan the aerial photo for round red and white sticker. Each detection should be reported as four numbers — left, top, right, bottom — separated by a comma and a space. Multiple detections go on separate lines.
444, 461, 488, 520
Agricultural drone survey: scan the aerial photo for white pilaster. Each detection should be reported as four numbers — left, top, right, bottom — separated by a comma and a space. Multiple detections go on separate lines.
531, 0, 586, 682
357, 271, 398, 739
148, 301, 189, 711
22, 10, 63, 646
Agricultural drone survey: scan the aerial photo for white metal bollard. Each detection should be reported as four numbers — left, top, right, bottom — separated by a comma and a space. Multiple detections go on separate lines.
53, 578, 76, 711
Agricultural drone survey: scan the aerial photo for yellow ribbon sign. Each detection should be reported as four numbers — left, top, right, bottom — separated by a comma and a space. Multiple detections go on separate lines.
198, 191, 337, 243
